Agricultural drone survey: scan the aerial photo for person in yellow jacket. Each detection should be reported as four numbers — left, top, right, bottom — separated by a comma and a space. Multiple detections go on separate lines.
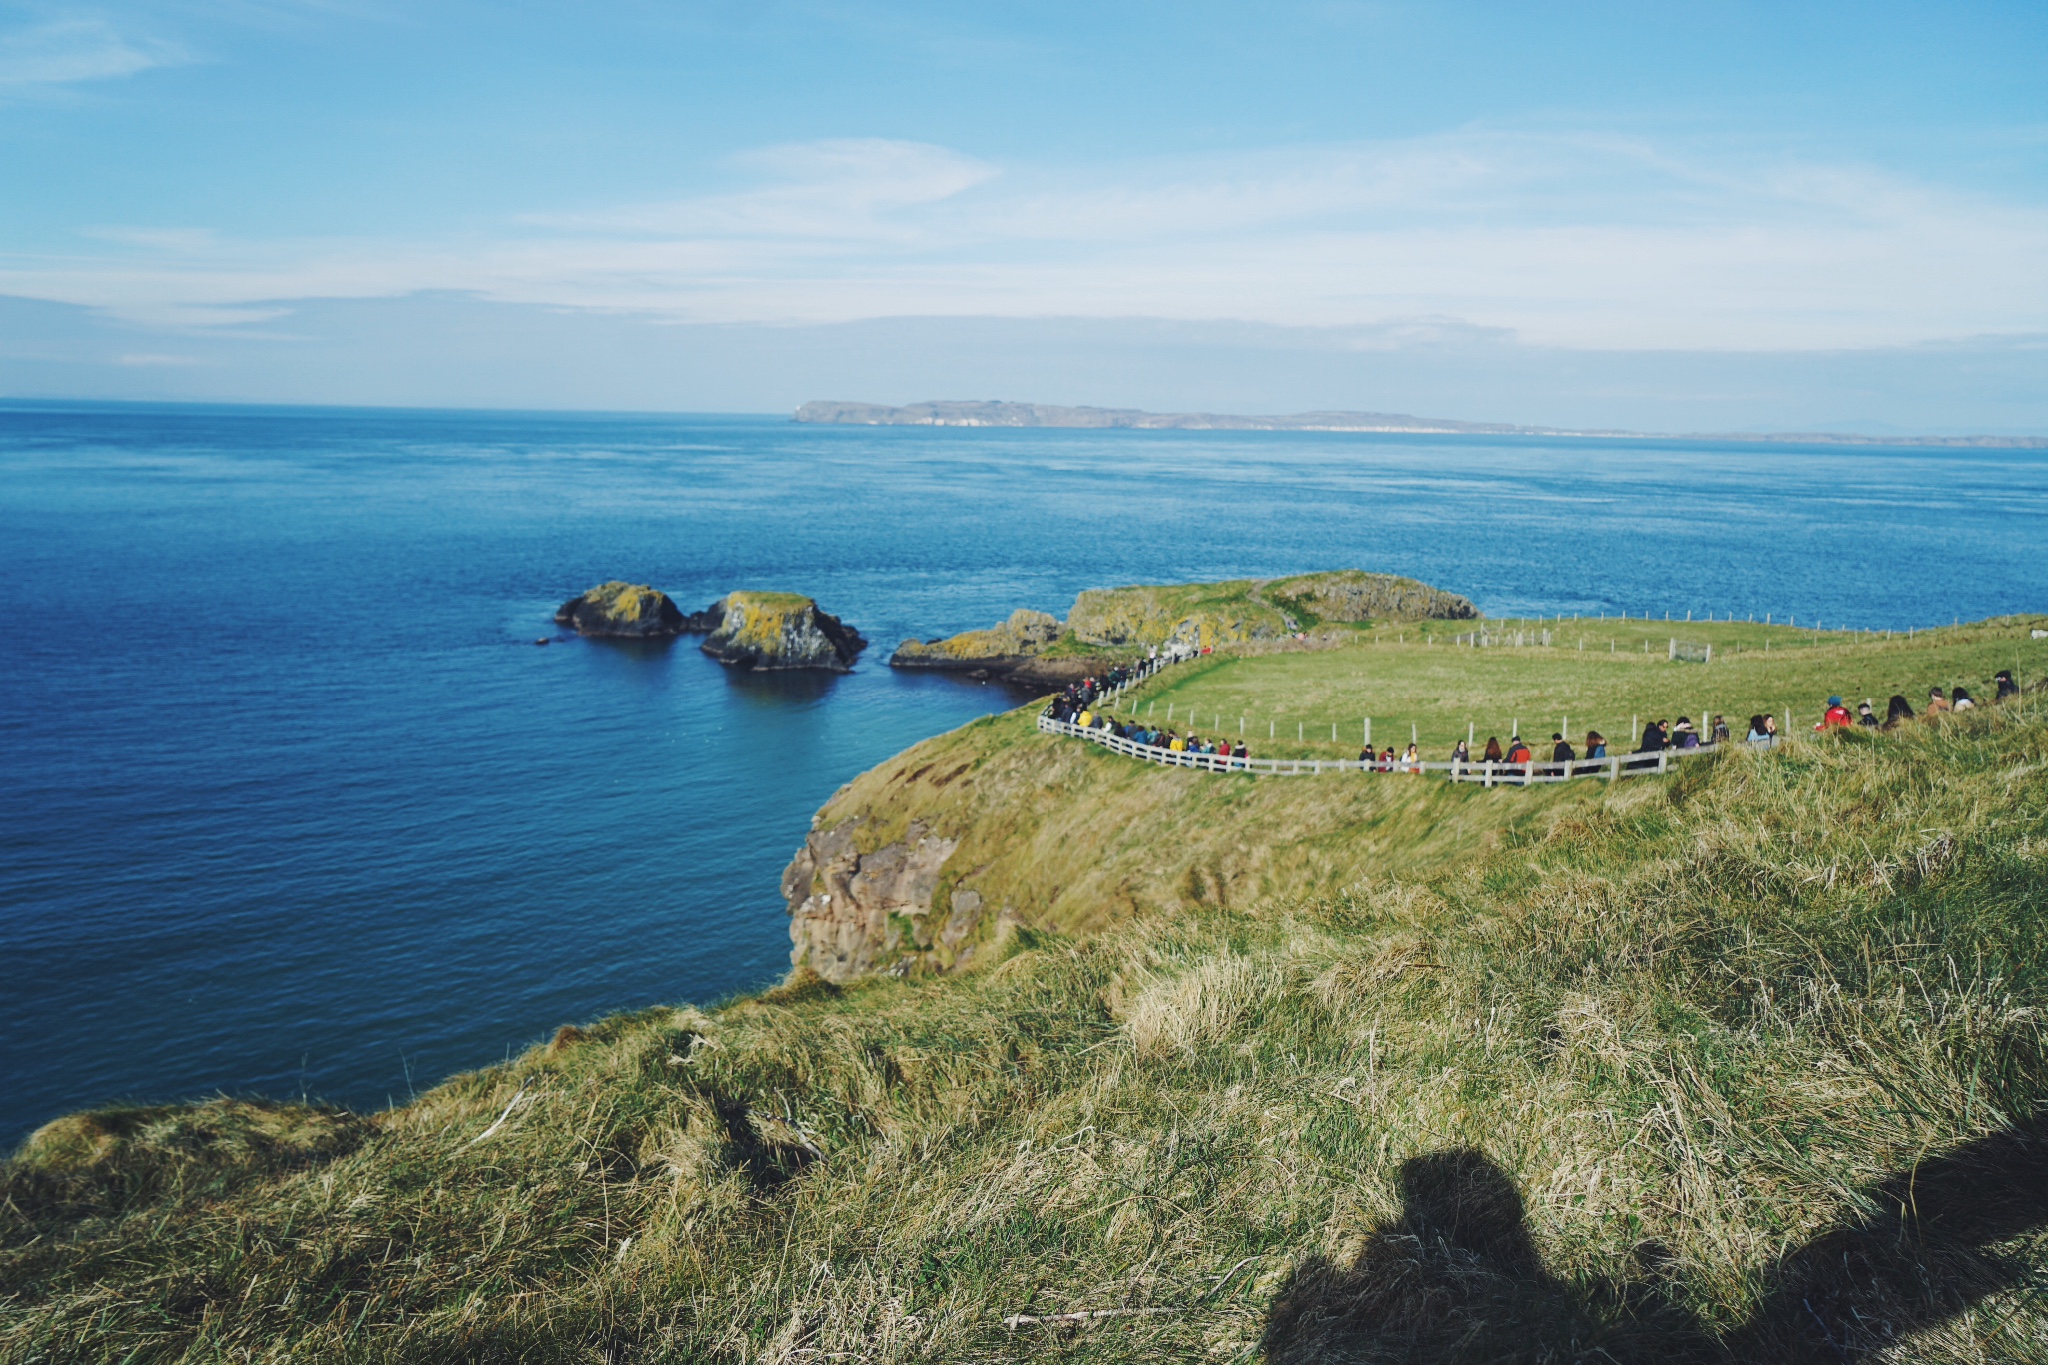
1168, 733, 1186, 752
1077, 709, 1093, 728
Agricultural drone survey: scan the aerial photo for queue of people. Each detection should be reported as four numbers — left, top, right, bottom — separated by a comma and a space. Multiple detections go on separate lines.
1044, 666, 1256, 769
1042, 662, 1150, 728
1814, 670, 2017, 732
1047, 667, 2024, 781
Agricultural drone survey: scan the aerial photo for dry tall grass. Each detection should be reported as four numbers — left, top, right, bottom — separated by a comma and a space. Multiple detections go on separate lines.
6, 696, 2048, 1362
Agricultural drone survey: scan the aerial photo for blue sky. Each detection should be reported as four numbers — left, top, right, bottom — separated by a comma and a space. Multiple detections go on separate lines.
2, 1, 2045, 428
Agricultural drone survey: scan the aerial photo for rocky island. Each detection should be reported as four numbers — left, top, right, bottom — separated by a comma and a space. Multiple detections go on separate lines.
553, 580, 714, 637
555, 582, 866, 670
891, 570, 1477, 683
700, 590, 867, 672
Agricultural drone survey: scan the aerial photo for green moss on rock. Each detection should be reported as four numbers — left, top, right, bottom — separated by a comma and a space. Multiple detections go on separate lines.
703, 591, 867, 672
890, 609, 1063, 668
555, 581, 692, 637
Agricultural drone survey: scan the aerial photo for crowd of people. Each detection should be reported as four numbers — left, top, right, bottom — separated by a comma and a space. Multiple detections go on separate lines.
1042, 663, 1147, 725
1047, 666, 2025, 781
1808, 670, 2017, 733
1043, 664, 1260, 767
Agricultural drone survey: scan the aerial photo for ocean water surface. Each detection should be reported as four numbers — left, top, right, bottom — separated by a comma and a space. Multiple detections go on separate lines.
4, 403, 2046, 1144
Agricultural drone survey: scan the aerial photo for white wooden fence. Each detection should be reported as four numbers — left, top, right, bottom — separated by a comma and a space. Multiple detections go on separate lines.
1037, 713, 1758, 783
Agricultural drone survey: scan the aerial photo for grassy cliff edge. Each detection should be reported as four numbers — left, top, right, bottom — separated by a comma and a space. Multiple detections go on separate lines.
6, 643, 2048, 1361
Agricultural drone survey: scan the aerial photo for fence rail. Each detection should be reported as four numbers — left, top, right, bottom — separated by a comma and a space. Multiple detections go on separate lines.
1037, 713, 1756, 783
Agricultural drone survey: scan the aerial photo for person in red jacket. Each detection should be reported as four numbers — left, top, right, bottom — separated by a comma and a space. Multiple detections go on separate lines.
1816, 695, 1852, 730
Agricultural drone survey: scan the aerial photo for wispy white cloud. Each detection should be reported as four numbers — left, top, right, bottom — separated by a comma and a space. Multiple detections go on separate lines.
4, 129, 2044, 349
0, 16, 183, 91
530, 138, 998, 241
115, 350, 202, 366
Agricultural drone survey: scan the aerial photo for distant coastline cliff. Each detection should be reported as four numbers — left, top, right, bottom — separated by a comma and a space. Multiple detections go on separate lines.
796, 399, 1538, 435
795, 399, 2048, 449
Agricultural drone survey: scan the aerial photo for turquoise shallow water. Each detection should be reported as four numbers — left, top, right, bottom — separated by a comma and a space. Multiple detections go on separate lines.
3, 403, 2046, 1144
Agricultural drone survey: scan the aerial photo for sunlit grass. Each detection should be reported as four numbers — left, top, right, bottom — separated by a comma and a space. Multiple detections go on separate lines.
1115, 615, 2048, 757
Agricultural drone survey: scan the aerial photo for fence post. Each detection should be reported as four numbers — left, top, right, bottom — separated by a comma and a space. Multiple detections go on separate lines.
1365, 717, 1372, 747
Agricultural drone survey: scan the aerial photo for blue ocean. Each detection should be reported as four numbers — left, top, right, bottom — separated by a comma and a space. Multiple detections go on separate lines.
4, 403, 2046, 1145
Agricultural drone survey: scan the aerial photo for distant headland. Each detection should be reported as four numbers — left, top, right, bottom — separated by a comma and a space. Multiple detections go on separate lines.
794, 399, 2048, 449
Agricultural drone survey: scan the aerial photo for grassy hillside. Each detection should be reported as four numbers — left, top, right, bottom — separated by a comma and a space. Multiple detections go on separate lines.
1121, 616, 2048, 759
799, 620, 2045, 972
7, 676, 2048, 1359
800, 705, 1604, 965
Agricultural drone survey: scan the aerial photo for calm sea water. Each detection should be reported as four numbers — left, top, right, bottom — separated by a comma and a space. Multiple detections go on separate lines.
4, 403, 2047, 1144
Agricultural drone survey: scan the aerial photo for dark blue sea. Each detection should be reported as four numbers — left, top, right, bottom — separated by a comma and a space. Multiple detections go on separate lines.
5, 403, 2047, 1145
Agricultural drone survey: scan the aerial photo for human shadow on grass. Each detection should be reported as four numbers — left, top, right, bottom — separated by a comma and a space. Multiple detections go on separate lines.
1261, 1129, 2048, 1363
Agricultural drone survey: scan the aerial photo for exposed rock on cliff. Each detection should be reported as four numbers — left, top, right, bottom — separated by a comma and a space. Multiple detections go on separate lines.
554, 581, 694, 637
702, 591, 867, 672
782, 817, 975, 981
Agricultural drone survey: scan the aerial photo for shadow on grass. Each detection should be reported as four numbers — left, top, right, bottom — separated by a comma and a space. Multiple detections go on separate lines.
1261, 1128, 2048, 1363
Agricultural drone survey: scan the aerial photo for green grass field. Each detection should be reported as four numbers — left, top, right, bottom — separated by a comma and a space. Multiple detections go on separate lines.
1114, 615, 2048, 758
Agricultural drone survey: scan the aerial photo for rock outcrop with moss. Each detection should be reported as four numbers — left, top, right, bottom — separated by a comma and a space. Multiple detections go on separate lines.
555, 581, 708, 637
1263, 569, 1478, 625
888, 609, 1064, 678
701, 591, 867, 672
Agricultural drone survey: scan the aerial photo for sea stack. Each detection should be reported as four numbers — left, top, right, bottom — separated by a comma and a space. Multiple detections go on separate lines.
701, 591, 867, 672
555, 581, 696, 637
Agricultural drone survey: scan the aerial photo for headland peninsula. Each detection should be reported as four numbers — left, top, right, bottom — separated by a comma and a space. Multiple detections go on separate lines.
796, 399, 2048, 449
6, 590, 2048, 1362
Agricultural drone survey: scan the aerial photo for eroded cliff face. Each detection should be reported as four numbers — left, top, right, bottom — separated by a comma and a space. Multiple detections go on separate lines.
781, 817, 1009, 981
